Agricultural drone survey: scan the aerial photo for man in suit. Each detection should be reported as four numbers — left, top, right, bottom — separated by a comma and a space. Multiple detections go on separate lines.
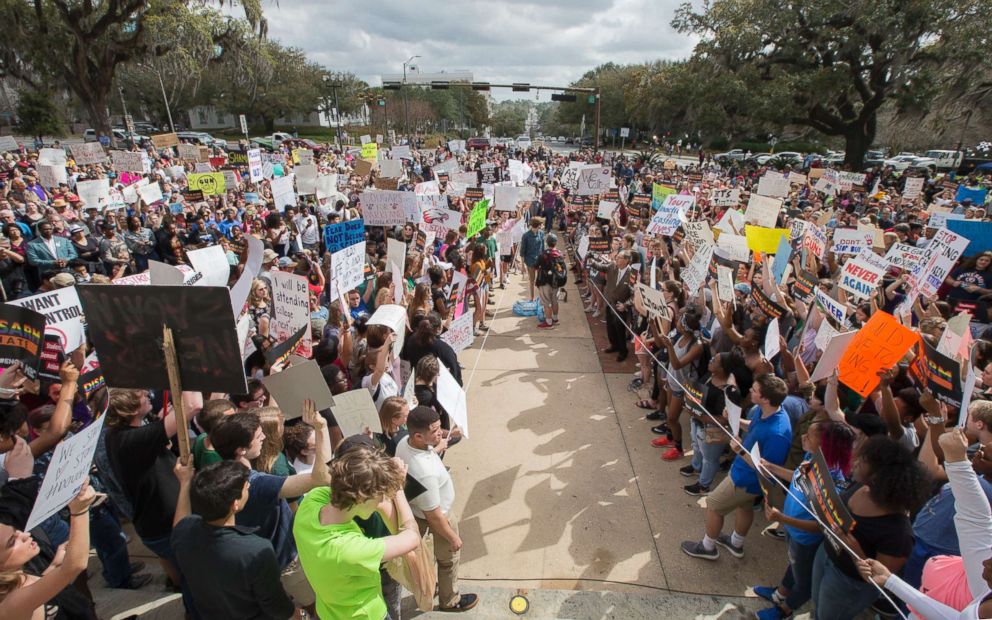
26, 220, 77, 276
590, 250, 633, 361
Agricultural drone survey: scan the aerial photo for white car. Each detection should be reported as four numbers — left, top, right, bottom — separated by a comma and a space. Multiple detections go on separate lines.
516, 135, 532, 149
883, 154, 924, 171
754, 151, 803, 165
921, 150, 963, 171
715, 148, 747, 161
556, 136, 566, 142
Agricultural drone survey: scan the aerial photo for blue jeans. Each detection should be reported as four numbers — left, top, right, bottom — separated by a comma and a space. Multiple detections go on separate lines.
689, 419, 725, 488
810, 544, 879, 620
90, 504, 133, 587
781, 534, 820, 611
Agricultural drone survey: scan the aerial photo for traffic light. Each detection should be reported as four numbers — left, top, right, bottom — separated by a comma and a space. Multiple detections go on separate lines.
551, 93, 577, 102
382, 81, 401, 90
512, 83, 530, 92
431, 81, 449, 90
472, 82, 491, 91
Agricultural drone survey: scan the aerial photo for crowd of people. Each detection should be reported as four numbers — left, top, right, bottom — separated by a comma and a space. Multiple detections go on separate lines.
0, 128, 988, 620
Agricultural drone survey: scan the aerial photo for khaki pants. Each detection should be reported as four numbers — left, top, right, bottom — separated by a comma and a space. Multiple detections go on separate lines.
416, 514, 460, 609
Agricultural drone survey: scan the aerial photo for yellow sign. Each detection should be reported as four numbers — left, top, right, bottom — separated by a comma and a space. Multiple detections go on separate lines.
361, 143, 378, 161
652, 183, 676, 203
744, 225, 790, 253
187, 172, 227, 196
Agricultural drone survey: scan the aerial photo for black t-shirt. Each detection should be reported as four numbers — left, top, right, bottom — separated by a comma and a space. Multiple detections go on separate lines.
105, 420, 178, 540
827, 484, 913, 580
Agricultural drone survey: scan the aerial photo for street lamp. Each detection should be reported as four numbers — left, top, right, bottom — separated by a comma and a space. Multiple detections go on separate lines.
402, 55, 420, 140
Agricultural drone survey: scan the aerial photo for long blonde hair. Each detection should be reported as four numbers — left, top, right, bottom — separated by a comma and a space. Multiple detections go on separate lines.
250, 406, 285, 474
0, 570, 26, 603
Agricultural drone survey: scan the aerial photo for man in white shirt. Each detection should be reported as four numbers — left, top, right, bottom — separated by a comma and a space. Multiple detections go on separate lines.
395, 406, 478, 612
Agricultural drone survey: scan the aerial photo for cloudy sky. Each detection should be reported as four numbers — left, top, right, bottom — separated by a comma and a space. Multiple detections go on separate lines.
262, 0, 698, 100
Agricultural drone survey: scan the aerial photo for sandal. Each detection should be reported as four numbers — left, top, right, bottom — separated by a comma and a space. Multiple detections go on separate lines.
634, 399, 656, 409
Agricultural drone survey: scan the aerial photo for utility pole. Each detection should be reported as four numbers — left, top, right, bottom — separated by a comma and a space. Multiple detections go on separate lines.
402, 55, 420, 141
594, 87, 601, 153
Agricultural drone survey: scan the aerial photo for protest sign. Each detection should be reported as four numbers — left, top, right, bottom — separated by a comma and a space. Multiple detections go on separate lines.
361, 142, 378, 161
185, 244, 230, 289
0, 136, 19, 152
295, 164, 318, 195
69, 142, 107, 165
229, 235, 264, 316
814, 288, 848, 327
272, 272, 312, 357
682, 244, 713, 294
137, 181, 163, 205
750, 286, 786, 320
441, 312, 475, 353
110, 150, 145, 173
437, 364, 469, 439
37, 164, 67, 189
744, 194, 782, 228
76, 179, 111, 210
466, 199, 490, 238
421, 206, 462, 234
789, 218, 809, 246
494, 185, 519, 212
744, 225, 790, 254
576, 166, 611, 196
909, 227, 970, 297
647, 195, 691, 236
25, 416, 107, 531
652, 183, 677, 205
386, 238, 406, 275
264, 325, 306, 369
77, 285, 247, 393
38, 147, 66, 166
802, 225, 828, 258
379, 158, 403, 179
756, 174, 790, 198
883, 243, 925, 270
710, 187, 741, 208
8, 286, 85, 353
838, 311, 918, 397
945, 220, 992, 256
795, 449, 856, 553
148, 261, 185, 287
247, 148, 263, 182
636, 283, 670, 320
361, 190, 414, 227
810, 330, 857, 382
151, 132, 180, 148
0, 305, 46, 380
271, 175, 296, 209
331, 389, 382, 436
187, 172, 226, 196
813, 317, 838, 352
682, 220, 714, 248
813, 169, 840, 195
597, 200, 620, 220
839, 249, 889, 299
771, 234, 793, 284
909, 339, 963, 411
177, 143, 200, 161
261, 361, 334, 421
717, 233, 750, 262
329, 241, 366, 294
956, 185, 987, 205
792, 269, 818, 304
324, 220, 365, 254
837, 171, 867, 190
831, 228, 874, 255
717, 265, 735, 303
903, 177, 925, 199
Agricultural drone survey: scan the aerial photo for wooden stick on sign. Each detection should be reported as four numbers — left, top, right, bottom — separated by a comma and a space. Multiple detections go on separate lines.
162, 325, 191, 465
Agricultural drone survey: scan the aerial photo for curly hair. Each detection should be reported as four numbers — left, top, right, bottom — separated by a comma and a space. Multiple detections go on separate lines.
329, 446, 405, 511
858, 435, 932, 512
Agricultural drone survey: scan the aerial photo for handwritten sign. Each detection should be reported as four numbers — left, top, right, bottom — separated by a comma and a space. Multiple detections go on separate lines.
331, 389, 382, 436
831, 228, 874, 255
744, 194, 782, 228
838, 312, 918, 397
324, 219, 365, 253
838, 249, 888, 299
745, 225, 790, 254
361, 190, 415, 227
272, 271, 312, 357
909, 227, 970, 297
151, 132, 180, 148
440, 312, 475, 353
329, 241, 366, 294
576, 166, 611, 196
69, 142, 108, 165
710, 187, 740, 207
466, 198, 490, 238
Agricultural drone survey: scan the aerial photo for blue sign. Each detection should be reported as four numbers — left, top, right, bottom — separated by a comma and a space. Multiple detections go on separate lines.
772, 233, 792, 284
946, 219, 992, 256
955, 185, 988, 206
324, 218, 365, 253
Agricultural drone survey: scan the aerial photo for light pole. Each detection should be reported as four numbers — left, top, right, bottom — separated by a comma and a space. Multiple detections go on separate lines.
322, 74, 343, 150
139, 61, 175, 133
402, 55, 420, 140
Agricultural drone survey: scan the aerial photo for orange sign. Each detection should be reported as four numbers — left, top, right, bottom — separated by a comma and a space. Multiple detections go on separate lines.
838, 311, 919, 397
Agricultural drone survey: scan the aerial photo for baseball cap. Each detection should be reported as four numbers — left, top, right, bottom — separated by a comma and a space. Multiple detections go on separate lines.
68, 225, 84, 234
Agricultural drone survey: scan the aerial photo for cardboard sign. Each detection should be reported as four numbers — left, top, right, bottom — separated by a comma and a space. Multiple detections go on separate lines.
717, 265, 735, 303
111, 150, 146, 173
25, 416, 107, 531
710, 187, 740, 208
814, 288, 848, 327
745, 225, 790, 254
151, 132, 180, 148
682, 244, 713, 295
187, 172, 226, 196
331, 388, 382, 436
636, 283, 670, 320
717, 233, 750, 262
682, 220, 714, 248
744, 194, 782, 228
575, 166, 611, 196
838, 312, 918, 397
261, 361, 335, 421
185, 244, 231, 288
646, 196, 687, 237
838, 249, 888, 299
466, 199, 490, 238
272, 272, 312, 357
329, 241, 366, 294
883, 243, 924, 270
437, 363, 469, 439
909, 227, 970, 297
137, 181, 163, 205
0, 304, 47, 380
802, 225, 828, 259
8, 287, 86, 353
360, 142, 378, 161
809, 330, 857, 382
69, 142, 108, 165
945, 220, 992, 257
756, 174, 791, 198
76, 179, 111, 210
902, 177, 924, 199
77, 285, 247, 393
440, 312, 475, 353
831, 228, 874, 255
324, 219, 365, 254
361, 190, 415, 227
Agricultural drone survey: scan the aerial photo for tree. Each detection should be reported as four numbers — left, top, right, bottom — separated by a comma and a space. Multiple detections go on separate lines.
17, 88, 64, 137
489, 102, 528, 137
0, 0, 265, 134
556, 63, 636, 137
673, 0, 992, 167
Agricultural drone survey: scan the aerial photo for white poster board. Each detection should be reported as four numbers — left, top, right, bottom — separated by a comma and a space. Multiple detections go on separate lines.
272, 271, 312, 357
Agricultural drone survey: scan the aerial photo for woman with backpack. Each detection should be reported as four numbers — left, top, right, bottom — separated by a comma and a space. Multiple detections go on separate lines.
535, 234, 566, 329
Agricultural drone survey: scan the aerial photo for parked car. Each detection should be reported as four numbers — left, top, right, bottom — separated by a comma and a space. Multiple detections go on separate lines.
824, 151, 845, 166
863, 150, 887, 168
467, 137, 491, 150
177, 131, 228, 150
133, 122, 161, 134
556, 136, 566, 142
762, 151, 803, 165
516, 135, 532, 149
921, 150, 964, 171
883, 154, 925, 171
715, 148, 747, 162
580, 136, 594, 147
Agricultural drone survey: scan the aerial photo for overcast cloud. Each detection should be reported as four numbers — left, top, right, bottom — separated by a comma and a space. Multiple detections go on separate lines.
262, 0, 697, 100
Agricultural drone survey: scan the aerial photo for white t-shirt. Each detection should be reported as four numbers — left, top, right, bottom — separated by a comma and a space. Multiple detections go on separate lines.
361, 372, 398, 412
294, 215, 319, 245
395, 437, 454, 519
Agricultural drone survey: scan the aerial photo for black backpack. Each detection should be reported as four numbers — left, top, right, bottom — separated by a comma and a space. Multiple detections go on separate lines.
542, 251, 568, 288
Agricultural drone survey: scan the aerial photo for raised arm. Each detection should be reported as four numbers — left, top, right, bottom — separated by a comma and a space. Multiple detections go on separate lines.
280, 400, 331, 498
30, 362, 78, 458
